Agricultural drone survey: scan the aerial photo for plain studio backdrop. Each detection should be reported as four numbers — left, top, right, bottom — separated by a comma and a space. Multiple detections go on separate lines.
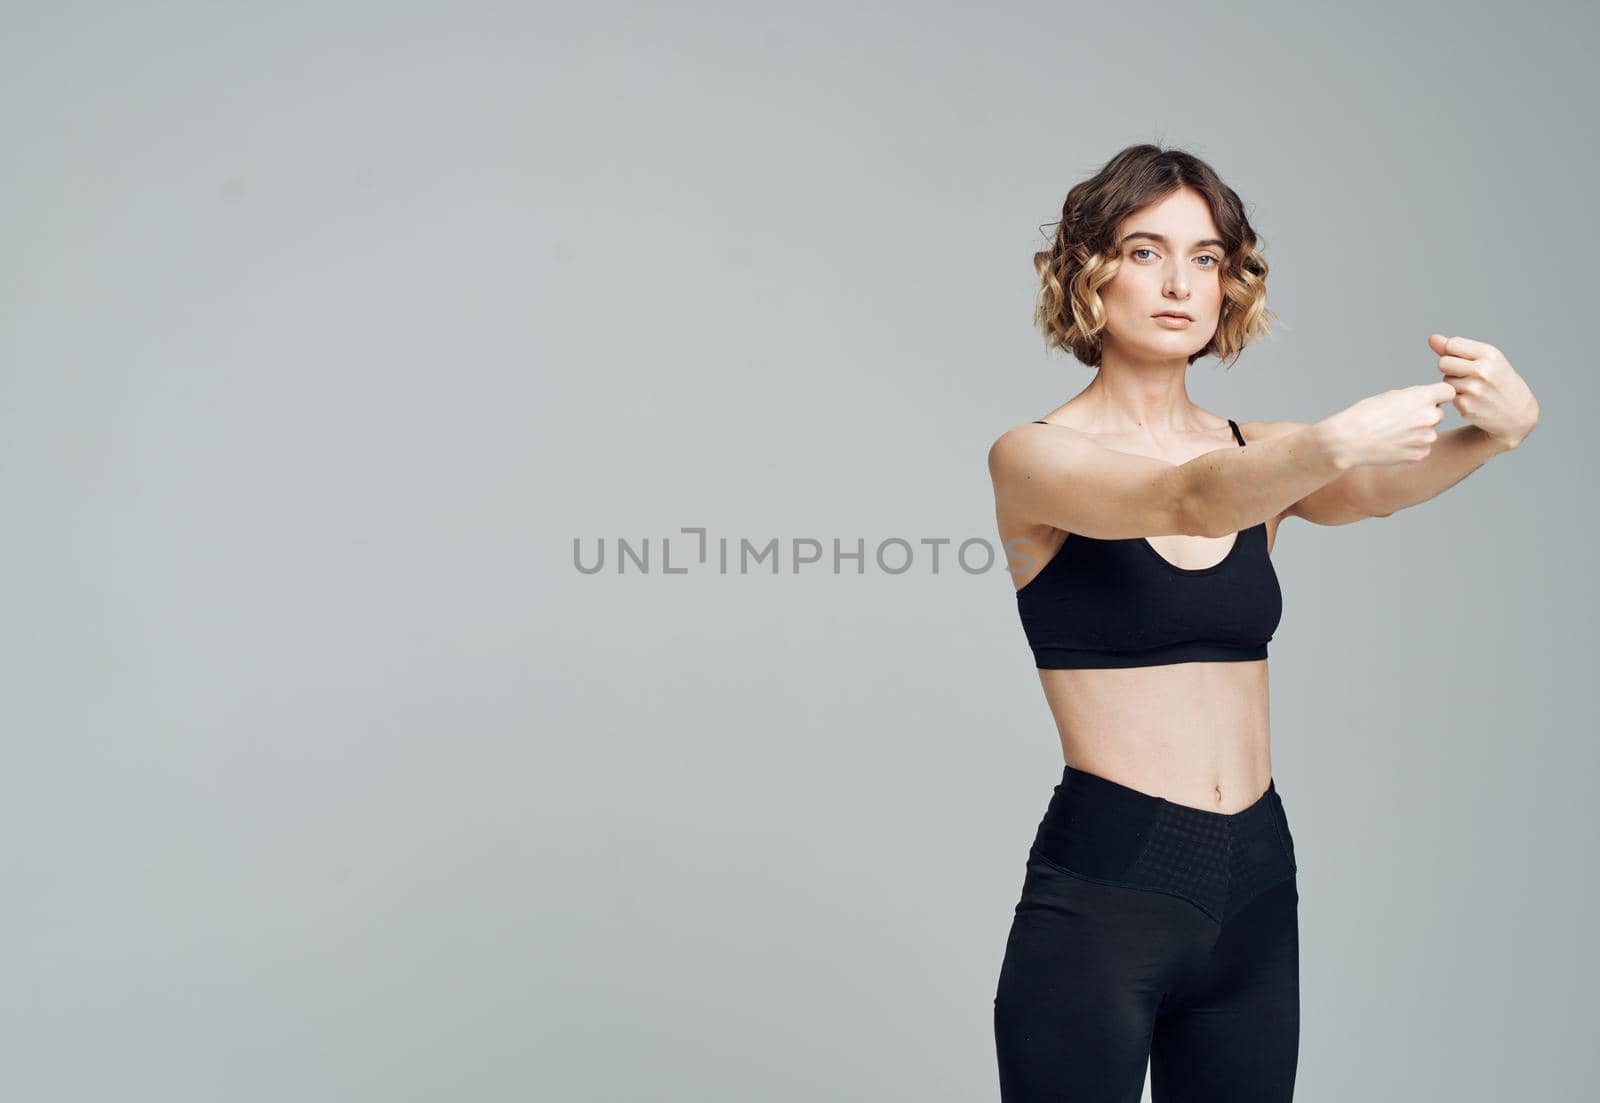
3, 2, 1595, 1100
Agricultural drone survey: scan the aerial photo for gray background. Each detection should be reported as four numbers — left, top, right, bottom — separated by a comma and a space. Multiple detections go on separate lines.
4, 1, 1594, 1100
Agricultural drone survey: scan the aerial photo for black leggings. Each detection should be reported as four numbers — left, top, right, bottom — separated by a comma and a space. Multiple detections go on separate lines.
993, 765, 1301, 1102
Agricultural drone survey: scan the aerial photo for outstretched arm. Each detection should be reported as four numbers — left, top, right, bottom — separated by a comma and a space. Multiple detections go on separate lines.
1255, 422, 1513, 523
1331, 425, 1516, 521
1260, 334, 1540, 526
1354, 423, 1517, 517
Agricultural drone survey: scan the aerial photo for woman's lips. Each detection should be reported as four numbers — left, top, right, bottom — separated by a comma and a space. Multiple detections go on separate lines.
1153, 314, 1193, 328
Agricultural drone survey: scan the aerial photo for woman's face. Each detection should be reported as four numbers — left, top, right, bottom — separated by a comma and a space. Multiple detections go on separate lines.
1099, 187, 1226, 362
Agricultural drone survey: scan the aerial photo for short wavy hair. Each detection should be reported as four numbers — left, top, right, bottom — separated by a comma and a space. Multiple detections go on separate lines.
1033, 144, 1276, 368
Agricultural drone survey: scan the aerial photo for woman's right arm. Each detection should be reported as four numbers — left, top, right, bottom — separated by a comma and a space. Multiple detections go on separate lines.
987, 383, 1455, 538
987, 423, 1343, 539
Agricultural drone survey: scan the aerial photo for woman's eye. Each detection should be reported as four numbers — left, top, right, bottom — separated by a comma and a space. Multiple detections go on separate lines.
1131, 248, 1220, 267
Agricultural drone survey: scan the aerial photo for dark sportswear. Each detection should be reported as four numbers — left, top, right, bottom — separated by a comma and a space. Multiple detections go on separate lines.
1014, 418, 1283, 669
994, 765, 1301, 1101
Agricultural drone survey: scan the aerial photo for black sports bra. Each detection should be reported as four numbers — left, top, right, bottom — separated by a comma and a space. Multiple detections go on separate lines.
1014, 418, 1283, 669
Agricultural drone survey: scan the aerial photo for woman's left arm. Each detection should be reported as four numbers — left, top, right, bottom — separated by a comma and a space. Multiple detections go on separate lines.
1355, 333, 1540, 518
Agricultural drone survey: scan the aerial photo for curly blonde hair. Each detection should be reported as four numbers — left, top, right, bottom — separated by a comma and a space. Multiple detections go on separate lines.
1034, 144, 1277, 368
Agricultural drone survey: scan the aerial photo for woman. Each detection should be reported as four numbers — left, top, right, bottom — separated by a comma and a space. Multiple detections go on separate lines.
986, 144, 1539, 1102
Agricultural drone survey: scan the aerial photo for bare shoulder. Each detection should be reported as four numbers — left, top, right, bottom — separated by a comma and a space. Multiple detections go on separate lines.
987, 418, 1087, 471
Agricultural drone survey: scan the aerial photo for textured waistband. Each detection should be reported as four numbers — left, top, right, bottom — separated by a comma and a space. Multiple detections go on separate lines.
1030, 764, 1297, 923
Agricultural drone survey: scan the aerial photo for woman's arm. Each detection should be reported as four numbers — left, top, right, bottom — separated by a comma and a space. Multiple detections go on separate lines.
1172, 422, 1355, 537
1252, 421, 1515, 523
990, 382, 1457, 539
988, 420, 1348, 540
1258, 335, 1540, 525
1360, 424, 1517, 517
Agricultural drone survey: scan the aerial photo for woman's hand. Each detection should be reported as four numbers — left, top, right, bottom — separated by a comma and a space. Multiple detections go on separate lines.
1429, 334, 1540, 450
1321, 381, 1457, 468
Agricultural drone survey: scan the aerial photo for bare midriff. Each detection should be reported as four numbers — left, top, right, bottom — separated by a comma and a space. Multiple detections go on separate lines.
1036, 660, 1272, 814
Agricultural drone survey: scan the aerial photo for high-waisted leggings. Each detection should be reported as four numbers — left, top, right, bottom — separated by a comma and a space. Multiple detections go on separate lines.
994, 765, 1301, 1102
